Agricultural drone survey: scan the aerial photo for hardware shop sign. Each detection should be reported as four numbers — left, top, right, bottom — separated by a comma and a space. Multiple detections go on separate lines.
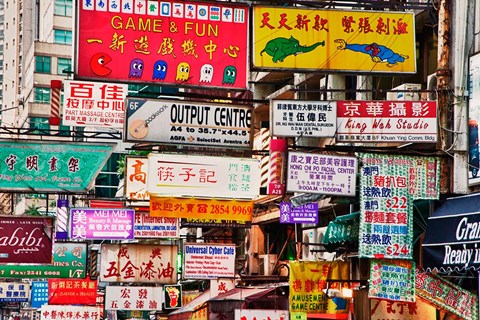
286, 152, 357, 196
105, 286, 164, 310
125, 98, 253, 149
0, 282, 29, 302
0, 242, 87, 279
70, 208, 135, 240
0, 216, 53, 264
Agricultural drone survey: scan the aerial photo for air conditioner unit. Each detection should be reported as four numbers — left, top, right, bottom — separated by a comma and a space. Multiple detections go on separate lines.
302, 229, 317, 261
259, 254, 277, 275
387, 83, 421, 101
316, 227, 336, 261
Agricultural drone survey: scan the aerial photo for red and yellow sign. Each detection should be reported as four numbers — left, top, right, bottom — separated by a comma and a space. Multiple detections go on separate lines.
77, 1, 248, 89
48, 277, 98, 305
150, 197, 253, 222
253, 6, 416, 73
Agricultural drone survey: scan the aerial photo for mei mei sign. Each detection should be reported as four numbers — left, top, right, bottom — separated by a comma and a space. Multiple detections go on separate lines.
0, 216, 53, 264
76, 0, 249, 89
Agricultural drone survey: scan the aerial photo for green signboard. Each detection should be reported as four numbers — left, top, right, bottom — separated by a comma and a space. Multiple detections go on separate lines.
0, 140, 114, 192
0, 242, 87, 279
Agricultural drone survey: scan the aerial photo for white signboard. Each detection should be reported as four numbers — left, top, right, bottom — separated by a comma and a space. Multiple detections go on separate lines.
63, 80, 128, 128
125, 156, 149, 202
125, 98, 253, 149
147, 153, 261, 199
286, 152, 357, 196
134, 213, 179, 238
271, 100, 337, 137
105, 286, 163, 310
184, 243, 236, 279
40, 306, 101, 320
0, 282, 29, 302
235, 309, 289, 320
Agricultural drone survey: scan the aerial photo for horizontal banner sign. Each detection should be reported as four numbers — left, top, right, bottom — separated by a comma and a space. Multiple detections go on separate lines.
183, 243, 236, 279
181, 218, 251, 228
0, 282, 29, 302
134, 213, 179, 238
279, 202, 318, 224
105, 286, 163, 310
286, 152, 357, 196
40, 305, 101, 320
337, 100, 437, 143
148, 153, 260, 199
70, 208, 135, 240
125, 98, 253, 149
63, 80, 128, 128
48, 277, 97, 305
150, 197, 253, 222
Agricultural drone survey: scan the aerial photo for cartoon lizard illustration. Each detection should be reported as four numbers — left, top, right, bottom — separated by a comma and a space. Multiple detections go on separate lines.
334, 39, 409, 67
260, 36, 325, 63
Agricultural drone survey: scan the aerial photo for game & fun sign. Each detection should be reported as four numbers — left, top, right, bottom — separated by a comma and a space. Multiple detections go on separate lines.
183, 243, 236, 279
63, 80, 128, 128
286, 152, 357, 196
70, 208, 135, 240
76, 0, 249, 89
336, 100, 437, 143
125, 98, 252, 148
252, 6, 416, 73
359, 153, 439, 259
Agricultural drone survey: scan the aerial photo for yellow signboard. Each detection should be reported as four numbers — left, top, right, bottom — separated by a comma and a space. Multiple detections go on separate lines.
253, 6, 416, 73
150, 197, 253, 222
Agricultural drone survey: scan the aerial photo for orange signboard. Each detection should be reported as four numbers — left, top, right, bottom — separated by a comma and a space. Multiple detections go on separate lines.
150, 197, 253, 222
252, 6, 416, 73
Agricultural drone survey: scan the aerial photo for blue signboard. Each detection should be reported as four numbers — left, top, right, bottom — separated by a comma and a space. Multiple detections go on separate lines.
31, 281, 49, 308
279, 202, 318, 224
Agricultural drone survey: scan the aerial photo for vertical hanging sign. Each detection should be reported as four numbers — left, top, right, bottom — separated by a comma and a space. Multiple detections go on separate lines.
49, 80, 62, 125
268, 138, 287, 195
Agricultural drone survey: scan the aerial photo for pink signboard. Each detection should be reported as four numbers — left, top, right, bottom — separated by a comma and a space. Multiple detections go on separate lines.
69, 208, 134, 240
76, 0, 249, 89
336, 100, 437, 143
0, 216, 53, 264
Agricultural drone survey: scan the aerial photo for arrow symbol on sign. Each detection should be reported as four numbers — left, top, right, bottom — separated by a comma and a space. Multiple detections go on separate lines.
92, 231, 131, 238
292, 217, 316, 222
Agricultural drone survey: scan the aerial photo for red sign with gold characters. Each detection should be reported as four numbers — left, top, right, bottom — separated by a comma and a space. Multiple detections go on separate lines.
76, 0, 248, 89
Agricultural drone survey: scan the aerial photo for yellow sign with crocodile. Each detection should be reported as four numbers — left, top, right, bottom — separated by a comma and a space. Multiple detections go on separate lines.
252, 6, 416, 73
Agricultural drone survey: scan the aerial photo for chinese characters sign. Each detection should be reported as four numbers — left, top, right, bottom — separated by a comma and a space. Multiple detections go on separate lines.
0, 282, 29, 302
48, 277, 98, 305
0, 242, 87, 279
0, 216, 53, 264
286, 152, 357, 196
368, 259, 415, 302
183, 243, 236, 279
289, 261, 349, 313
235, 310, 289, 320
125, 156, 149, 202
150, 197, 253, 222
125, 98, 252, 148
77, 0, 249, 89
40, 306, 101, 320
0, 141, 114, 192
70, 208, 135, 240
279, 202, 318, 224
147, 153, 261, 199
359, 153, 439, 259
370, 297, 437, 320
99, 244, 177, 283
253, 6, 416, 73
336, 101, 437, 143
416, 270, 478, 320
105, 286, 163, 310
31, 281, 49, 308
63, 80, 128, 128
271, 100, 337, 137
134, 213, 179, 238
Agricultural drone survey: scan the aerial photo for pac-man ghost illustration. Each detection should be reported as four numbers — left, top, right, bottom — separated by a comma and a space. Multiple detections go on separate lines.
222, 66, 236, 85
90, 52, 112, 76
153, 60, 168, 80
129, 58, 144, 78
199, 64, 214, 83
176, 62, 190, 82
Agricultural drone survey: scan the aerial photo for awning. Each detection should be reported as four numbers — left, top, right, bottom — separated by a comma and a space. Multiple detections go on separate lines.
168, 289, 210, 320
422, 193, 480, 272
322, 212, 359, 252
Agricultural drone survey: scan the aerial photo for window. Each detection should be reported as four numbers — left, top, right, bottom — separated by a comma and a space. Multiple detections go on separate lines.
34, 87, 51, 103
30, 117, 70, 135
95, 153, 121, 198
35, 56, 51, 73
57, 57, 71, 75
54, 29, 72, 44
54, 0, 73, 16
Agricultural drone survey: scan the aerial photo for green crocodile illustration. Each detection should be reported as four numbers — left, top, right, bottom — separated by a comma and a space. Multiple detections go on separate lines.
260, 36, 325, 63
